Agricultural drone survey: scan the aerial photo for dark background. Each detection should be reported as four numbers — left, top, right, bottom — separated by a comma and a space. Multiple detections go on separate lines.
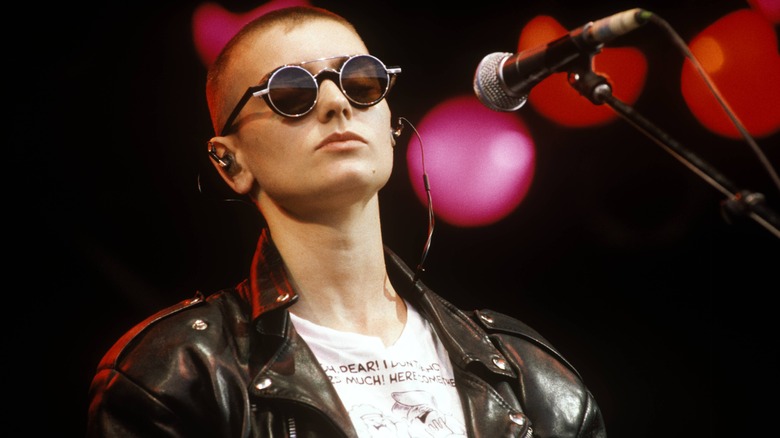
15, 0, 778, 436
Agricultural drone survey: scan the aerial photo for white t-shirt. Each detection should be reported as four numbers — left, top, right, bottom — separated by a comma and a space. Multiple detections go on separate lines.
290, 303, 467, 438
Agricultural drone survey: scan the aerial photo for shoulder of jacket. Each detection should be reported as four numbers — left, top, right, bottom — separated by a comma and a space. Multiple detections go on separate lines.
469, 308, 581, 379
95, 289, 237, 370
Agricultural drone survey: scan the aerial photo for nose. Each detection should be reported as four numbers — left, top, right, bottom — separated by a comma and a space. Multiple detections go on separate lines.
316, 78, 352, 121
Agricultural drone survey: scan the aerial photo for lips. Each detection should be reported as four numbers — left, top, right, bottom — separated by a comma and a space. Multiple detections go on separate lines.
317, 131, 367, 150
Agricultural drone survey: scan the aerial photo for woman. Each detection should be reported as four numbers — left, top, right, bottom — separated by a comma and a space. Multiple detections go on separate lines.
87, 6, 607, 437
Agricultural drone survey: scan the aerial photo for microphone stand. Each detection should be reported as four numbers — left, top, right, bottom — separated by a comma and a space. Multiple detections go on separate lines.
566, 64, 780, 239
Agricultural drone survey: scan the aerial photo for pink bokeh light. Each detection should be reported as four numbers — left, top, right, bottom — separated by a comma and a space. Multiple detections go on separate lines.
406, 96, 536, 228
192, 0, 311, 68
748, 0, 780, 23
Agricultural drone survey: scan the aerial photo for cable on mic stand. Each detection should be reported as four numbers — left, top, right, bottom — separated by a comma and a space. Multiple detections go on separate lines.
566, 63, 780, 239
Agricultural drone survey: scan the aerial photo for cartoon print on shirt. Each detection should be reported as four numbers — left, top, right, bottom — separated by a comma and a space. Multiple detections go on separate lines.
391, 390, 466, 437
348, 391, 466, 438
349, 404, 407, 437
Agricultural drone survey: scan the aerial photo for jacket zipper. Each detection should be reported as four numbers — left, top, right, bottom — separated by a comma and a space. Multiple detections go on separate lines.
286, 416, 296, 438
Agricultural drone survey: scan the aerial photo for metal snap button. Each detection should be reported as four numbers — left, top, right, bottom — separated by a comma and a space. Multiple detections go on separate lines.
509, 411, 527, 427
255, 378, 272, 390
492, 355, 507, 370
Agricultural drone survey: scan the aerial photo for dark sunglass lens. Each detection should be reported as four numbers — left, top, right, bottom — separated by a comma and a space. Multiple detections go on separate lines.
341, 56, 388, 105
268, 66, 318, 116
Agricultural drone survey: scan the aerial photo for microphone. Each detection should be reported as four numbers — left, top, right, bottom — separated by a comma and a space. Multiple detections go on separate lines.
474, 8, 652, 111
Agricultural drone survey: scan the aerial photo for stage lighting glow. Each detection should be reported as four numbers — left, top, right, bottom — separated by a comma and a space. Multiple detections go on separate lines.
406, 96, 536, 227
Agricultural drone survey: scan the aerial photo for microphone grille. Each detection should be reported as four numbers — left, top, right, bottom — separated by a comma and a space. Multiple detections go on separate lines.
473, 52, 527, 112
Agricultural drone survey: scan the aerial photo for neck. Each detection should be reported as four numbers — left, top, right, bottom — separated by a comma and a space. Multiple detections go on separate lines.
260, 195, 407, 345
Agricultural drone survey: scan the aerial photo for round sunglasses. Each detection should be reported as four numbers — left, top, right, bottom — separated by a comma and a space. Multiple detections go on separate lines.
219, 54, 401, 135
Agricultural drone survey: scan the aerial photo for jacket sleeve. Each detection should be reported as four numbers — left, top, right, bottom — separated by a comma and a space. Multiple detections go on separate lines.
88, 367, 188, 437
86, 293, 240, 438
472, 309, 607, 438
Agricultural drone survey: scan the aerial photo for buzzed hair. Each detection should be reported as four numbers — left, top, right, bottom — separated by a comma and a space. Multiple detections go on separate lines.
206, 6, 359, 134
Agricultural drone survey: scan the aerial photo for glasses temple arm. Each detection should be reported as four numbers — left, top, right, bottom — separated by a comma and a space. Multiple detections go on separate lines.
219, 87, 262, 136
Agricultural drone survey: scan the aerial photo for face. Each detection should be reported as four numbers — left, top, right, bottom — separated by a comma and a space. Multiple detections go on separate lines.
222, 19, 395, 219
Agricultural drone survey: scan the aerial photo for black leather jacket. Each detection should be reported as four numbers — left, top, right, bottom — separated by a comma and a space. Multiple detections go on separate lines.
87, 230, 606, 437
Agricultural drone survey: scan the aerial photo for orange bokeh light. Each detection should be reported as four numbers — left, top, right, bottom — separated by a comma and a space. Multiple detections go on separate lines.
681, 8, 780, 138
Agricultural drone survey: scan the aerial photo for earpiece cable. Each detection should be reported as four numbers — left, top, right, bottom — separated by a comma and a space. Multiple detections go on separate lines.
398, 116, 435, 283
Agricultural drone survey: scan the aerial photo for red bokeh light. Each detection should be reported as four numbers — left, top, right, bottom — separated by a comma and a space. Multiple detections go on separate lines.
681, 8, 780, 138
519, 15, 647, 127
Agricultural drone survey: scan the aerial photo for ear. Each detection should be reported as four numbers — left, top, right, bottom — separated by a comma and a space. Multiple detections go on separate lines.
207, 138, 254, 195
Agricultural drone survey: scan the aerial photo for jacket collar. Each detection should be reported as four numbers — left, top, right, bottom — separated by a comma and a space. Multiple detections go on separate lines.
237, 228, 298, 322
384, 248, 517, 379
241, 228, 516, 379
